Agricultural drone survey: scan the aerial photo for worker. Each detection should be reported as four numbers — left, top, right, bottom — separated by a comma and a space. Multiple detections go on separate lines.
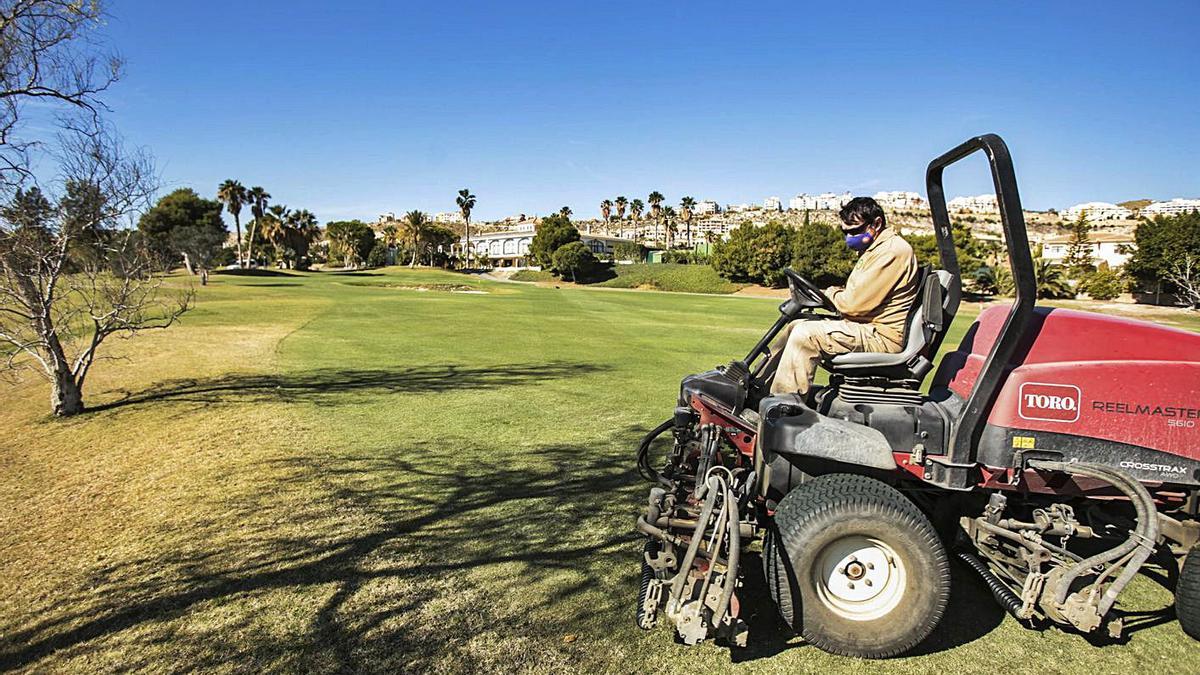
770, 196, 919, 395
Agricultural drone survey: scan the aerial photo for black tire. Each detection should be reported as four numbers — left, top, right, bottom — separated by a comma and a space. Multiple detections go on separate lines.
1178, 543, 1200, 640
763, 473, 950, 658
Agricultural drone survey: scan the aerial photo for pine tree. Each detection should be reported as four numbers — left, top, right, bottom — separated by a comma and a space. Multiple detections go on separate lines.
1063, 213, 1094, 279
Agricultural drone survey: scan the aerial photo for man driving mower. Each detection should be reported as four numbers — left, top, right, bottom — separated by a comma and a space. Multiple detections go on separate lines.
770, 196, 919, 395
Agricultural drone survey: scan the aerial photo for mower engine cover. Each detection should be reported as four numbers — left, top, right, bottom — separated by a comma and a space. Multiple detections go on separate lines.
934, 306, 1200, 485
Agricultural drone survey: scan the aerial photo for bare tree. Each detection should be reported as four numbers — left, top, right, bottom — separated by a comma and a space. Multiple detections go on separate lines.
0, 125, 190, 415
0, 1, 122, 192
0, 1, 191, 416
1165, 253, 1200, 310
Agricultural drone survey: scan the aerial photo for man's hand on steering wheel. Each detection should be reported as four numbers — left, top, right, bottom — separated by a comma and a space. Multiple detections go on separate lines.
783, 268, 841, 316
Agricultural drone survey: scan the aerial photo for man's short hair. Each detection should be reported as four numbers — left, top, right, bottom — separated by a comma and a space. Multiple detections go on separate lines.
839, 197, 886, 230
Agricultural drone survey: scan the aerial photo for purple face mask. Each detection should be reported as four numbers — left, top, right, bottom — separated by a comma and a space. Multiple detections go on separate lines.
845, 229, 875, 251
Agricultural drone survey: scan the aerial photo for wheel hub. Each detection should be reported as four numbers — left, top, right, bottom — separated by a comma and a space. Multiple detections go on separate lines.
813, 535, 907, 621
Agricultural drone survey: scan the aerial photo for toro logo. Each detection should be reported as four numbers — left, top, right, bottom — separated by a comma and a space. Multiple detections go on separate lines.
1018, 382, 1081, 423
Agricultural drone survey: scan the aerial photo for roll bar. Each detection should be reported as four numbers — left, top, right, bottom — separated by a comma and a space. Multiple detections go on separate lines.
925, 134, 1036, 467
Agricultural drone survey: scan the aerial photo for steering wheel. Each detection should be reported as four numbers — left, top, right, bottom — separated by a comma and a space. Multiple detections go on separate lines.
784, 268, 840, 315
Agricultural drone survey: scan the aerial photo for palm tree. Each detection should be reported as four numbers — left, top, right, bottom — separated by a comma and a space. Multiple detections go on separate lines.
245, 186, 270, 267
630, 198, 644, 240
382, 224, 399, 247
456, 188, 476, 268
679, 196, 696, 248
661, 206, 677, 249
258, 204, 290, 267
648, 191, 665, 245
600, 199, 613, 234
559, 205, 572, 218
291, 209, 320, 241
615, 196, 627, 220
404, 210, 429, 267
217, 179, 247, 266
291, 209, 320, 266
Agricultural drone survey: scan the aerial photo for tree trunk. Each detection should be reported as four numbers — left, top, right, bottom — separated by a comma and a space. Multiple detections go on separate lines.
182, 252, 195, 275
51, 365, 84, 416
233, 213, 244, 267
245, 219, 257, 268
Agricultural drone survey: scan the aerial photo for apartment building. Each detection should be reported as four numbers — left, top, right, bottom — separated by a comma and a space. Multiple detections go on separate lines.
1063, 202, 1132, 221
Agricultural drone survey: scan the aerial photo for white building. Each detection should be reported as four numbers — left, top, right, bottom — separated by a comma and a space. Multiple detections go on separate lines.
873, 191, 926, 210
1063, 202, 1131, 221
692, 217, 749, 243
947, 194, 999, 214
789, 192, 852, 211
434, 211, 465, 224
1143, 198, 1200, 217
763, 196, 782, 212
1042, 231, 1135, 268
726, 203, 757, 213
694, 200, 720, 216
461, 225, 631, 269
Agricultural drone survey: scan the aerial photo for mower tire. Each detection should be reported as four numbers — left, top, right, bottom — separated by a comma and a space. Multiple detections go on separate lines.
1178, 542, 1200, 640
763, 473, 950, 658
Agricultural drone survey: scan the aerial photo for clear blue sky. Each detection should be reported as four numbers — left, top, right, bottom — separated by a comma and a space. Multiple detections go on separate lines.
104, 1, 1199, 223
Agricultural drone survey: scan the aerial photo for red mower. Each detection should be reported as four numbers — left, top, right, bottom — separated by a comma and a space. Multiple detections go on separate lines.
634, 134, 1200, 657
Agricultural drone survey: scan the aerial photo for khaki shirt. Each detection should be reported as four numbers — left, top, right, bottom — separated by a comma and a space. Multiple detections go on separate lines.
824, 227, 918, 346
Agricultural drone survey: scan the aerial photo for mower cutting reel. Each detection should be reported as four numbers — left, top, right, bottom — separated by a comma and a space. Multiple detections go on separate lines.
634, 134, 1200, 658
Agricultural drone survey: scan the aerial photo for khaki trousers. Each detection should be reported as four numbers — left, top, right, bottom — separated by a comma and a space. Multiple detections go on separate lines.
769, 319, 901, 395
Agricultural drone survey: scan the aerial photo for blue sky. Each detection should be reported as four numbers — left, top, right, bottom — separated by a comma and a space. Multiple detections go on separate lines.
104, 1, 1198, 222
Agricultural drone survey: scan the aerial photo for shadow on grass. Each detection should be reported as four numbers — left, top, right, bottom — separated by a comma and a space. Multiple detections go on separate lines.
215, 269, 296, 277
90, 362, 605, 412
0, 433, 645, 672
0, 417, 1174, 671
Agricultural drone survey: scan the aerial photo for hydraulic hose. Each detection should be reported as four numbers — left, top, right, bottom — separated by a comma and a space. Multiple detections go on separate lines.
958, 550, 1024, 618
1027, 460, 1160, 617
637, 419, 675, 487
669, 480, 720, 603
713, 480, 741, 624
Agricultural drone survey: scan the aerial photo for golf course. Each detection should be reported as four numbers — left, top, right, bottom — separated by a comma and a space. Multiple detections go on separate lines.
0, 268, 1195, 673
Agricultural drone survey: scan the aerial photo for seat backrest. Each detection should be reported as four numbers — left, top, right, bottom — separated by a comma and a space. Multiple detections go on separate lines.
902, 269, 959, 377
823, 267, 961, 381
925, 269, 960, 359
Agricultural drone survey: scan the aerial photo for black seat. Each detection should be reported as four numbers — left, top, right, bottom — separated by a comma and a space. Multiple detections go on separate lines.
823, 268, 961, 382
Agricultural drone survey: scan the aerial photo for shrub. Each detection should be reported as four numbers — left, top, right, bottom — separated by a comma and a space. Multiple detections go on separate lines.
663, 249, 708, 264
711, 221, 794, 287
366, 241, 390, 268
551, 241, 599, 282
613, 241, 647, 262
791, 221, 855, 286
1080, 267, 1124, 301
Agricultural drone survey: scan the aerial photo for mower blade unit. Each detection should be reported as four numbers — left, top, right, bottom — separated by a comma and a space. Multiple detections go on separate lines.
635, 394, 756, 647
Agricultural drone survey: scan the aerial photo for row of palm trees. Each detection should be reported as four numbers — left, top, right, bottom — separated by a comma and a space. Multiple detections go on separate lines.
216, 180, 321, 268
592, 193, 698, 248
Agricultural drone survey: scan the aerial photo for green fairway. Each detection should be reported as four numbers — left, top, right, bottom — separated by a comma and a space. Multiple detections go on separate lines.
0, 267, 1194, 673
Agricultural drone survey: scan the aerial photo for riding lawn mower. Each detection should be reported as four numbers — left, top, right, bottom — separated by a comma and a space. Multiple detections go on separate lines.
634, 134, 1200, 658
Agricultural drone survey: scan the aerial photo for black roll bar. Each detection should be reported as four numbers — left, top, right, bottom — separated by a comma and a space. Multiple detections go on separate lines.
925, 134, 1036, 465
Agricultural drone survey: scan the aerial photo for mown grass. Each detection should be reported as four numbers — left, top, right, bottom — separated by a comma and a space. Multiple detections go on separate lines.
0, 267, 1195, 673
513, 263, 747, 294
